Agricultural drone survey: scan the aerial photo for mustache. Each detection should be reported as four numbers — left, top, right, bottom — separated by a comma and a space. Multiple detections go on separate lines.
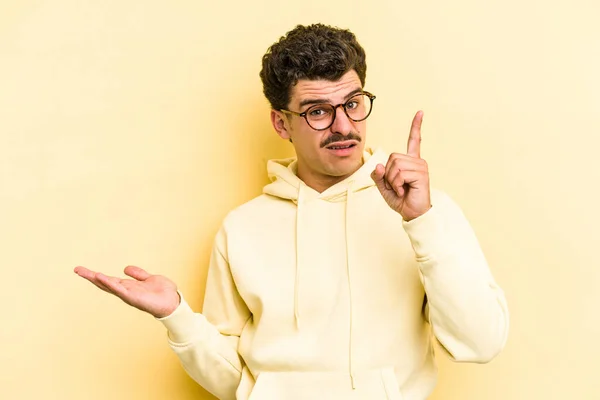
320, 132, 362, 148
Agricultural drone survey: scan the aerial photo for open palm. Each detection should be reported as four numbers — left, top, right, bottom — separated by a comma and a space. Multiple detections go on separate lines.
74, 265, 180, 318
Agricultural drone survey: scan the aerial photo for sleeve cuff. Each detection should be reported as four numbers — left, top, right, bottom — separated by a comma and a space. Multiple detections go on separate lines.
402, 202, 446, 260
156, 291, 202, 344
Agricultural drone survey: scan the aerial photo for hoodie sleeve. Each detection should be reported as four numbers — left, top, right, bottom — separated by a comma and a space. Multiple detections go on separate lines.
402, 189, 509, 363
157, 226, 251, 400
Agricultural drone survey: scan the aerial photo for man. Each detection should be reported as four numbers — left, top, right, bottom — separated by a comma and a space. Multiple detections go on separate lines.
75, 23, 509, 400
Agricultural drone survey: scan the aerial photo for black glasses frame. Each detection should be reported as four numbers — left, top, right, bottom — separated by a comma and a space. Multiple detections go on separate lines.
279, 91, 376, 131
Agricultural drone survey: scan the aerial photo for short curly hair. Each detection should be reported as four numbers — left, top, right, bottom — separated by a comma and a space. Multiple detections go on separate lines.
260, 24, 367, 111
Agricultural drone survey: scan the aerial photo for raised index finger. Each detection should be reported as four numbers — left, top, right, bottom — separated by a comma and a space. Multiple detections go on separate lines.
407, 110, 423, 158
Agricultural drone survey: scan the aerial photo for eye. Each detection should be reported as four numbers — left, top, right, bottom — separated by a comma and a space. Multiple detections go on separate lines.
308, 106, 331, 118
346, 100, 359, 110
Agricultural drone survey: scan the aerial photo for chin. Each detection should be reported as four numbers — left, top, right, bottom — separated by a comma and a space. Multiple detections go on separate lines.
326, 158, 363, 178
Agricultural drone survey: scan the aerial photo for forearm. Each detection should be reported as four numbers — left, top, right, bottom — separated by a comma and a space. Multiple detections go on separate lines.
404, 189, 509, 362
420, 250, 509, 362
158, 294, 244, 400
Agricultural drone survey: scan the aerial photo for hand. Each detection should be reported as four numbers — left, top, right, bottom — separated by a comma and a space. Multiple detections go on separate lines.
74, 265, 181, 318
371, 110, 432, 221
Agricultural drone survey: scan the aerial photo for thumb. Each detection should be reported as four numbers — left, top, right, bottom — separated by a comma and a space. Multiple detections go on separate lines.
124, 265, 152, 281
371, 164, 387, 192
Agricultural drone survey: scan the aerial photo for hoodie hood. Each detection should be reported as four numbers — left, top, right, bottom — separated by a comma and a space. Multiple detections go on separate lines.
263, 147, 389, 203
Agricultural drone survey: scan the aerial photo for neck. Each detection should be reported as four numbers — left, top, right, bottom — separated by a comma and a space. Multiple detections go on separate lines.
296, 161, 363, 193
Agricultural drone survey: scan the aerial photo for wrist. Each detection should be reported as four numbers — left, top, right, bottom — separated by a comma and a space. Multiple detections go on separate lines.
153, 290, 182, 319
401, 204, 432, 222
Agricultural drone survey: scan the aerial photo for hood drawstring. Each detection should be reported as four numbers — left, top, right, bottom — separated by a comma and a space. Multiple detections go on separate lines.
292, 181, 356, 390
345, 181, 356, 390
293, 184, 305, 330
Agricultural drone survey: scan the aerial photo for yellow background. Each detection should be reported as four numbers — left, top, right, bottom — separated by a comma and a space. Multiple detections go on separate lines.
1, 1, 598, 399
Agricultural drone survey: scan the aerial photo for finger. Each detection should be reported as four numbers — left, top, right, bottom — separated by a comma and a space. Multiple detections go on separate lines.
386, 155, 428, 175
88, 274, 113, 293
74, 266, 112, 293
124, 265, 151, 281
371, 164, 391, 194
388, 169, 406, 198
370, 163, 385, 184
384, 177, 392, 190
384, 154, 395, 179
384, 158, 424, 189
384, 154, 426, 189
96, 273, 129, 298
388, 170, 423, 197
407, 110, 423, 158
74, 266, 95, 279
383, 155, 396, 190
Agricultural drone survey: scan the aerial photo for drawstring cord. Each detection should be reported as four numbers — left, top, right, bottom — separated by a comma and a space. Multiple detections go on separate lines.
294, 184, 304, 330
345, 181, 356, 389
293, 181, 356, 389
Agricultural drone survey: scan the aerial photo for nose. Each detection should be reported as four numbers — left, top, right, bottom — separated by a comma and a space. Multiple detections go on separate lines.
329, 104, 354, 136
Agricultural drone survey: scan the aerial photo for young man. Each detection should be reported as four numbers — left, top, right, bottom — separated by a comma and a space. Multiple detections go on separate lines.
75, 24, 508, 400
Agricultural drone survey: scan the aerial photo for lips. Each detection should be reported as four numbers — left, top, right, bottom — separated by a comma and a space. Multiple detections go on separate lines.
324, 140, 358, 157
325, 140, 358, 150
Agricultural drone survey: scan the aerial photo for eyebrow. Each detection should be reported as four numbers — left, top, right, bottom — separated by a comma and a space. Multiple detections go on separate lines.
298, 87, 364, 109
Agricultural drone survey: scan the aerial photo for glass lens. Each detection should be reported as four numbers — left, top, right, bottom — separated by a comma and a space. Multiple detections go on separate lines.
305, 104, 335, 130
304, 93, 373, 130
345, 94, 371, 121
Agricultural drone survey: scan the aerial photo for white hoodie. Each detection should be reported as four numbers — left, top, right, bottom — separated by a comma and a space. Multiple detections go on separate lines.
157, 148, 509, 400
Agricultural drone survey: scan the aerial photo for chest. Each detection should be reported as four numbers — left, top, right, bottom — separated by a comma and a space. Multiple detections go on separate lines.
227, 192, 422, 322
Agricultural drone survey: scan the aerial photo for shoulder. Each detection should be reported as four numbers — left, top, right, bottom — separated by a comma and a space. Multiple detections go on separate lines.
221, 193, 290, 230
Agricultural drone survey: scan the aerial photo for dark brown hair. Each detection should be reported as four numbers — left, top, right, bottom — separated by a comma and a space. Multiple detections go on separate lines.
260, 24, 367, 111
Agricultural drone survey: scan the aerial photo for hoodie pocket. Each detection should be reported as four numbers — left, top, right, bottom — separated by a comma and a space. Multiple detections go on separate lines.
380, 367, 405, 400
247, 368, 404, 400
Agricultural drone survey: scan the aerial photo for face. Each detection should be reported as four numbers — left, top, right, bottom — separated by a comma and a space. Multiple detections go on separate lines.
270, 70, 367, 191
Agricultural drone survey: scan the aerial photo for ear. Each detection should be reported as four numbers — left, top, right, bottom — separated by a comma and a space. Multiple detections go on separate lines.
270, 110, 292, 141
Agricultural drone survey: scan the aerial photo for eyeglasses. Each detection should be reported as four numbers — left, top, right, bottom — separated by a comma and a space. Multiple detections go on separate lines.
279, 91, 376, 131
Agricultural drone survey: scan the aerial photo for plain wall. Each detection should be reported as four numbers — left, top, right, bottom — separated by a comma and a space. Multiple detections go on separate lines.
1, 1, 599, 399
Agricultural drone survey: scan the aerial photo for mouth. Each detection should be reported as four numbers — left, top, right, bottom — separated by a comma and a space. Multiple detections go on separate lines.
325, 141, 358, 150
324, 140, 359, 156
